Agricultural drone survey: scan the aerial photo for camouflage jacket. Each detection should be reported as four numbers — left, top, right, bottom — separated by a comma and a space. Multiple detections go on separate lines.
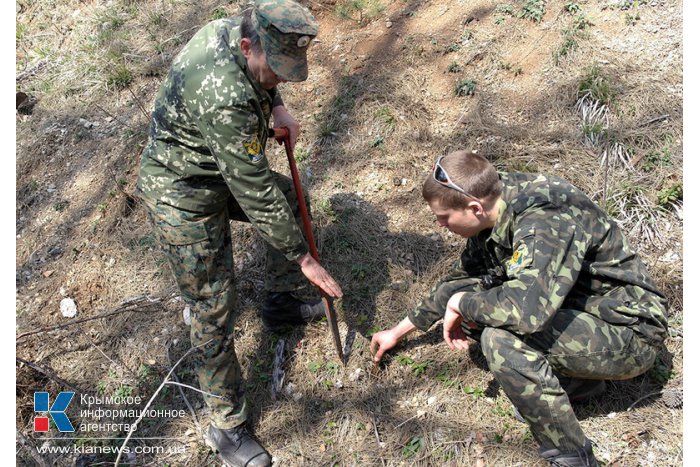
137, 17, 308, 261
410, 172, 668, 345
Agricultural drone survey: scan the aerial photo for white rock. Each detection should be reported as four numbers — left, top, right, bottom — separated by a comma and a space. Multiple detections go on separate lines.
182, 306, 192, 326
60, 298, 78, 318
427, 396, 437, 405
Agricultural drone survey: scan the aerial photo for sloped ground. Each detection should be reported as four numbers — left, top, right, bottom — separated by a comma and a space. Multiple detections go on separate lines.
16, 0, 682, 465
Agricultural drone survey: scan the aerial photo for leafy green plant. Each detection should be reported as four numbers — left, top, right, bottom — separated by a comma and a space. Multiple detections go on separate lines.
443, 42, 461, 54
657, 183, 682, 209
54, 201, 69, 211
211, 7, 228, 20
455, 79, 476, 97
641, 150, 672, 172
565, 2, 581, 13
448, 61, 463, 73
518, 0, 546, 22
402, 436, 424, 459
463, 386, 485, 397
495, 3, 515, 15
625, 11, 641, 26
308, 361, 323, 373
294, 147, 310, 163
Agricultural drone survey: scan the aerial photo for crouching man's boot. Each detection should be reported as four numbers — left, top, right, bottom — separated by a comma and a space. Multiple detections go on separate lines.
539, 439, 599, 467
261, 291, 326, 330
204, 424, 272, 467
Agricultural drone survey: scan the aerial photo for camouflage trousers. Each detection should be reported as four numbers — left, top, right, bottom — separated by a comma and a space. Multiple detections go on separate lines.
142, 172, 311, 429
418, 277, 659, 452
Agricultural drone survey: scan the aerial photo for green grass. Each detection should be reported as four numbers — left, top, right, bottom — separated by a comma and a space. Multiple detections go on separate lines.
578, 65, 614, 105
657, 183, 682, 210
334, 0, 385, 22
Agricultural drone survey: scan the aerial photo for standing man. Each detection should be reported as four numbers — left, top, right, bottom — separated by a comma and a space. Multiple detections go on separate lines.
370, 150, 667, 467
137, 1, 342, 465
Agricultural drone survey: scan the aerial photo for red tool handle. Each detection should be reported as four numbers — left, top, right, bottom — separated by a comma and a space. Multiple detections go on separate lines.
270, 127, 320, 262
270, 127, 344, 363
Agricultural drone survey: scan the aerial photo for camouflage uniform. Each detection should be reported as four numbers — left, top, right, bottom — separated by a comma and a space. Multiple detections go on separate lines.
137, 2, 318, 429
409, 172, 668, 451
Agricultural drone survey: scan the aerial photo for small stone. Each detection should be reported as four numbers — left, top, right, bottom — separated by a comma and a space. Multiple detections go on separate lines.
427, 396, 437, 405
43, 270, 54, 278
59, 287, 68, 297
107, 257, 116, 267
147, 359, 156, 365
386, 21, 393, 28
183, 306, 192, 326
60, 298, 78, 318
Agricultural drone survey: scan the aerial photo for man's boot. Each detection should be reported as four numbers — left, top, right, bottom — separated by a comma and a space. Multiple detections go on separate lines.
560, 378, 607, 403
261, 291, 326, 330
204, 424, 272, 467
539, 439, 599, 467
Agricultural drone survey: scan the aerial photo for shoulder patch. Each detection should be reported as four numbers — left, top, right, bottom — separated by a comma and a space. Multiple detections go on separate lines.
244, 135, 264, 162
507, 243, 529, 273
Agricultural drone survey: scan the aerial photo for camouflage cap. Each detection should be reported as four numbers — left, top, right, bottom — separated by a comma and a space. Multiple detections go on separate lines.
252, 0, 319, 82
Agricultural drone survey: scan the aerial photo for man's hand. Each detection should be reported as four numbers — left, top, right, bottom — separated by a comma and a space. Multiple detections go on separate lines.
272, 105, 300, 151
370, 317, 417, 363
444, 292, 472, 351
296, 253, 342, 298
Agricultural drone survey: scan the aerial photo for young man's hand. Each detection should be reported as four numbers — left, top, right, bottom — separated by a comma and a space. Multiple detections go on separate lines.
296, 253, 342, 298
370, 317, 417, 363
444, 292, 473, 351
272, 105, 300, 151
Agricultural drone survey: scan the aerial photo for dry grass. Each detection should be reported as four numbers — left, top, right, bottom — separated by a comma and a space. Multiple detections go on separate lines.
16, 0, 682, 465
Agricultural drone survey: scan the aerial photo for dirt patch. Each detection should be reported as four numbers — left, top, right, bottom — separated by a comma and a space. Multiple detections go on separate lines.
17, 0, 682, 465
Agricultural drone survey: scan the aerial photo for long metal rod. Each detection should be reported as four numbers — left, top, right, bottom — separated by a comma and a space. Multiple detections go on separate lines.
270, 127, 344, 363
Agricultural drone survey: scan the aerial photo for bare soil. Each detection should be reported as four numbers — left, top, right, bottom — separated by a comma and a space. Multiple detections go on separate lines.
16, 0, 682, 465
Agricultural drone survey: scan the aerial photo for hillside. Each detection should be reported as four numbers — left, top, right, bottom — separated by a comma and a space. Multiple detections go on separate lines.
16, 0, 682, 465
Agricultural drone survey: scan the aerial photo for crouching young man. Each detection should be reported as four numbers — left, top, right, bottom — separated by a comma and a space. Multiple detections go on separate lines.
370, 150, 668, 466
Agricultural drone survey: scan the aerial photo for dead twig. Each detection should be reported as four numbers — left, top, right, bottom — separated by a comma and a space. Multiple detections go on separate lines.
16, 294, 164, 341
17, 430, 51, 467
639, 114, 670, 127
627, 390, 664, 411
114, 339, 214, 467
16, 357, 83, 393
166, 345, 202, 434
126, 85, 151, 121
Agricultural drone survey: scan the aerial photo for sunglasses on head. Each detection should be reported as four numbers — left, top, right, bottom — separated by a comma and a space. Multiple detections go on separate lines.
432, 155, 479, 200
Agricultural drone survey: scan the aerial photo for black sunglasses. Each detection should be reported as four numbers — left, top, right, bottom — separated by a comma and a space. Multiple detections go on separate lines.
432, 155, 479, 200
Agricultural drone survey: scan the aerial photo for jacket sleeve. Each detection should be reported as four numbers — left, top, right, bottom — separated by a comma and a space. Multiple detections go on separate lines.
458, 206, 591, 335
408, 236, 490, 331
194, 97, 308, 261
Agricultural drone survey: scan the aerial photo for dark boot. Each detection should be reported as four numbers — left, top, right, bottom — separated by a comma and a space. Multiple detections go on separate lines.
539, 439, 599, 467
261, 292, 326, 330
204, 424, 271, 467
561, 378, 607, 403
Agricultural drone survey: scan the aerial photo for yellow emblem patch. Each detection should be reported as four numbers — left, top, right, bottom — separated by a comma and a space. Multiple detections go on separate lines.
244, 136, 263, 162
507, 243, 529, 273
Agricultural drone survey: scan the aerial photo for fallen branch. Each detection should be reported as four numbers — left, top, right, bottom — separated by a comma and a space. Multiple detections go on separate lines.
627, 391, 663, 411
639, 114, 670, 127
114, 339, 214, 467
16, 294, 165, 342
16, 357, 83, 393
166, 346, 202, 434
17, 430, 51, 467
